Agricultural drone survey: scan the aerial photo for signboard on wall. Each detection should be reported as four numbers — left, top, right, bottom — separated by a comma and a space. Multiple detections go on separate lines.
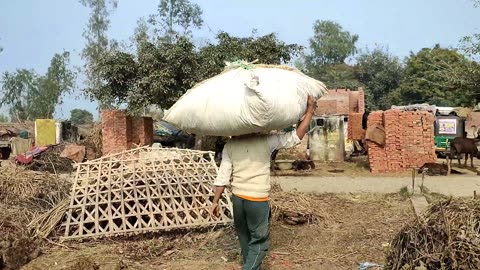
438, 119, 457, 135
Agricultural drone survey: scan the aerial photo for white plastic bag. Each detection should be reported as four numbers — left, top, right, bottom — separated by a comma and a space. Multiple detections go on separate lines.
163, 64, 327, 136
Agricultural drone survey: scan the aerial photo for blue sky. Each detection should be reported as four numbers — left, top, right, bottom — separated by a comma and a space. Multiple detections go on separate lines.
0, 0, 479, 119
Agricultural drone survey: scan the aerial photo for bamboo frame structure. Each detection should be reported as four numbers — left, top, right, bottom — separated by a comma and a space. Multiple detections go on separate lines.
61, 146, 233, 240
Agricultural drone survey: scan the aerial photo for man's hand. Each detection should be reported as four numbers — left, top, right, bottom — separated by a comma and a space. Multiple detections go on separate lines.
210, 202, 220, 217
297, 95, 317, 140
306, 95, 317, 114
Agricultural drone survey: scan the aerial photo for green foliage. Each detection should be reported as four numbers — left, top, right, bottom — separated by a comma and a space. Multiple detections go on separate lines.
460, 34, 480, 57
389, 45, 474, 107
0, 52, 75, 120
80, 0, 118, 106
314, 64, 361, 90
1, 69, 39, 121
0, 114, 8, 122
305, 20, 359, 67
88, 32, 301, 113
148, 0, 203, 42
198, 32, 302, 79
302, 20, 360, 89
355, 47, 404, 110
70, 109, 94, 124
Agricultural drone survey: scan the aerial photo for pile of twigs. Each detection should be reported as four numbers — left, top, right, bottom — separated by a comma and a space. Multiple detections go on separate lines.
29, 199, 69, 238
26, 144, 74, 173
386, 199, 480, 270
270, 191, 329, 225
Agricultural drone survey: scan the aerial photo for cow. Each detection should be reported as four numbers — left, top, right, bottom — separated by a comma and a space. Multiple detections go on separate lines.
449, 137, 480, 168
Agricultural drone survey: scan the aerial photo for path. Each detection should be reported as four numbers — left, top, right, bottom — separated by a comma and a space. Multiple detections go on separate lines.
274, 175, 480, 197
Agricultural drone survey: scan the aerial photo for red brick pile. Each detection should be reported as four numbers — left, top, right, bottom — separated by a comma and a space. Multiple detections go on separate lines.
367, 110, 436, 173
102, 110, 154, 155
348, 113, 364, 140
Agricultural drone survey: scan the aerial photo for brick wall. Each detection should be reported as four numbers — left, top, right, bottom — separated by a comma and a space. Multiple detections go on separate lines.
102, 110, 154, 155
130, 117, 154, 148
348, 113, 364, 140
316, 100, 339, 115
367, 110, 436, 173
358, 88, 365, 113
316, 88, 365, 115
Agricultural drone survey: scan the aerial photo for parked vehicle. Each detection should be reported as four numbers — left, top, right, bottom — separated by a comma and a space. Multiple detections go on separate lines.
434, 111, 466, 157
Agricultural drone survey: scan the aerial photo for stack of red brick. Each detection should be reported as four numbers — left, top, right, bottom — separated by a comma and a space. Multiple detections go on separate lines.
102, 110, 154, 155
348, 113, 364, 140
367, 110, 436, 173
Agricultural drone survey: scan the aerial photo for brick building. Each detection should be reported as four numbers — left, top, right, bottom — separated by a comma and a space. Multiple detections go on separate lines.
102, 110, 154, 155
315, 88, 365, 116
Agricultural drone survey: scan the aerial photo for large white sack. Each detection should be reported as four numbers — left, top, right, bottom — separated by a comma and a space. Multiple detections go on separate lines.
163, 64, 327, 136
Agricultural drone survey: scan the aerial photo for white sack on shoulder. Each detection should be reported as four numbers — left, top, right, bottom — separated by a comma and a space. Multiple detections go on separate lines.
163, 65, 327, 136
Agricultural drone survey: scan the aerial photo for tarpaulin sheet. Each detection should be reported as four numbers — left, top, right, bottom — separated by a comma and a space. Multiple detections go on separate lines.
10, 137, 33, 156
60, 144, 85, 163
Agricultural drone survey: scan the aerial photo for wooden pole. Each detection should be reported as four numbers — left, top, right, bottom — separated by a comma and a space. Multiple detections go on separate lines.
421, 169, 425, 194
412, 168, 416, 195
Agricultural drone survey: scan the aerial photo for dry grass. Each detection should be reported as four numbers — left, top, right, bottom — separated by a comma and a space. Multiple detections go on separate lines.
271, 191, 330, 225
0, 166, 70, 207
80, 123, 102, 157
0, 166, 72, 269
24, 193, 413, 270
25, 144, 74, 174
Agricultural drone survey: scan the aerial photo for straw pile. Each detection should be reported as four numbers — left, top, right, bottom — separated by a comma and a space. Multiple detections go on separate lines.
25, 144, 74, 173
0, 166, 70, 207
386, 199, 480, 270
80, 123, 102, 157
270, 191, 329, 225
0, 166, 71, 269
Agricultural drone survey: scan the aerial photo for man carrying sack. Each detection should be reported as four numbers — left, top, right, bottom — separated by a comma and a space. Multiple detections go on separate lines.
210, 96, 317, 270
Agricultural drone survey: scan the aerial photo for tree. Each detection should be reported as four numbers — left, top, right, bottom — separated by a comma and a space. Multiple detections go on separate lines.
70, 109, 94, 124
0, 52, 75, 120
318, 64, 361, 90
198, 31, 302, 80
0, 113, 9, 122
80, 0, 118, 107
389, 45, 474, 107
355, 47, 404, 110
305, 20, 359, 68
147, 0, 203, 42
89, 32, 301, 113
0, 114, 8, 122
301, 20, 360, 89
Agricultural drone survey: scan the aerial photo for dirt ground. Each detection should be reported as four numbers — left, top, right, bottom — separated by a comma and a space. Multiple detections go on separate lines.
23, 193, 413, 270
273, 155, 480, 178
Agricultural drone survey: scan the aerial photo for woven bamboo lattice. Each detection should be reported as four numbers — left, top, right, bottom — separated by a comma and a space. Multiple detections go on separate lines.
61, 146, 233, 240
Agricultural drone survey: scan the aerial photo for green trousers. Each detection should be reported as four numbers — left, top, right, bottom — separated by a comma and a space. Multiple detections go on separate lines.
232, 195, 270, 270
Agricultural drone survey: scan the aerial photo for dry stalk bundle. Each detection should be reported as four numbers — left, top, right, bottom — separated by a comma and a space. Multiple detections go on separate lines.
386, 199, 480, 270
